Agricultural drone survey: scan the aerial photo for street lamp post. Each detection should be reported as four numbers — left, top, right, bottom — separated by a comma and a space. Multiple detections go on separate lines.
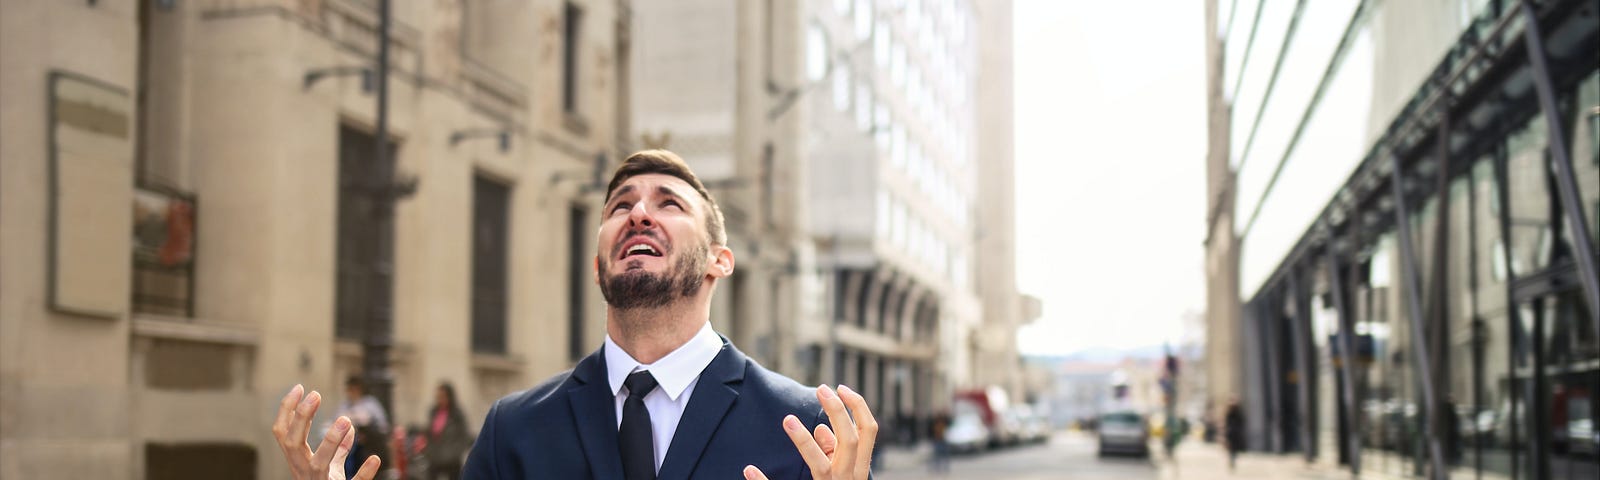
363, 0, 405, 433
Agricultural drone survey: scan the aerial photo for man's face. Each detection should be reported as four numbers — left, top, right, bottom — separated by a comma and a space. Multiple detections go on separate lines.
595, 173, 718, 310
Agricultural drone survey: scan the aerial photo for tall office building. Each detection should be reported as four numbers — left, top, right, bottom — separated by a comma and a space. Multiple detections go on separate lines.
1204, 0, 1598, 478
628, 0, 1024, 445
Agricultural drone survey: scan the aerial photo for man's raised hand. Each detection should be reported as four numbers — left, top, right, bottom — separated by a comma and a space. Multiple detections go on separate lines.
744, 385, 878, 480
271, 384, 381, 480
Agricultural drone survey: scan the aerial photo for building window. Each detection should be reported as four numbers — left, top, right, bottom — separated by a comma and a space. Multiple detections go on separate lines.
874, 21, 890, 70
132, 186, 195, 317
472, 174, 512, 354
336, 125, 385, 340
833, 63, 852, 112
562, 2, 583, 115
806, 25, 829, 81
853, 0, 872, 40
569, 205, 589, 361
856, 82, 873, 131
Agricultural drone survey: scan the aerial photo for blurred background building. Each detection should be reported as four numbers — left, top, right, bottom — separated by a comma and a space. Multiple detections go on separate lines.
1204, 0, 1597, 479
0, 0, 1031, 478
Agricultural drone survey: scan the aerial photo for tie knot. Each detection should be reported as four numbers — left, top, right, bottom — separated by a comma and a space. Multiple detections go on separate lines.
624, 370, 658, 399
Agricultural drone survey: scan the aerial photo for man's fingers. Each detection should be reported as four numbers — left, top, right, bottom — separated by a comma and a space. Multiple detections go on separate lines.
349, 455, 382, 480
838, 385, 878, 478
816, 385, 858, 474
780, 414, 831, 476
327, 422, 355, 479
285, 390, 322, 453
813, 423, 838, 457
743, 465, 771, 480
311, 416, 351, 473
273, 384, 304, 448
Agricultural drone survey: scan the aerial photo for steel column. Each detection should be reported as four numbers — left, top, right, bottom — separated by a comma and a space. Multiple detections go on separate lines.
1427, 105, 1453, 468
1519, 0, 1600, 342
1389, 156, 1450, 479
1287, 268, 1316, 460
1326, 252, 1362, 474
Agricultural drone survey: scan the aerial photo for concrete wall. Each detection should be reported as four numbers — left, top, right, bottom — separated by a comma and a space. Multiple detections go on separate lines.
1, 1, 141, 477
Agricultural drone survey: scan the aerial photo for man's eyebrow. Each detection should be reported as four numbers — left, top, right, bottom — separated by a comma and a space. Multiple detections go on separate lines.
656, 185, 690, 204
606, 184, 637, 204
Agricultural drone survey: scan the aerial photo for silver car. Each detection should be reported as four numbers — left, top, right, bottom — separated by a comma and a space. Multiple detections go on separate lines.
1096, 411, 1149, 457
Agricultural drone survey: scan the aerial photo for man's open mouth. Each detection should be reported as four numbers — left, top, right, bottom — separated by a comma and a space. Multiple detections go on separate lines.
620, 240, 663, 259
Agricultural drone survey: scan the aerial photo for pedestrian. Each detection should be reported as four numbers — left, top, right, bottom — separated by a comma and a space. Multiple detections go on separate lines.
1224, 399, 1244, 471
929, 411, 951, 474
272, 150, 879, 480
332, 375, 390, 475
420, 382, 471, 480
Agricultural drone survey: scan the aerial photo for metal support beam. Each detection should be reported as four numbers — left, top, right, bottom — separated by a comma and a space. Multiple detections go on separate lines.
1519, 0, 1600, 340
1325, 252, 1361, 474
1427, 105, 1454, 465
1388, 156, 1450, 480
1287, 268, 1316, 461
1260, 293, 1285, 452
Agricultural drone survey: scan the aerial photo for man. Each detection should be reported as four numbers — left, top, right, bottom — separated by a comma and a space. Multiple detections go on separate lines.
1223, 398, 1244, 471
272, 150, 877, 480
330, 375, 390, 474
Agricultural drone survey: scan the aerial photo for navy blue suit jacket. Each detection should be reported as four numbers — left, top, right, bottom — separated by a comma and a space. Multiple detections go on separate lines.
461, 338, 828, 479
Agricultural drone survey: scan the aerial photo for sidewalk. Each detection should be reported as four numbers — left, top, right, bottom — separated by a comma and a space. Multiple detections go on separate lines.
873, 442, 936, 472
1154, 444, 1356, 480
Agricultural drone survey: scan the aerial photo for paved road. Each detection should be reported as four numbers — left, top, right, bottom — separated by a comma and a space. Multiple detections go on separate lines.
875, 432, 1161, 480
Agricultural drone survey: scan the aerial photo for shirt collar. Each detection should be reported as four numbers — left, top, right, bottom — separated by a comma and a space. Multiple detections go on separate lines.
603, 321, 723, 401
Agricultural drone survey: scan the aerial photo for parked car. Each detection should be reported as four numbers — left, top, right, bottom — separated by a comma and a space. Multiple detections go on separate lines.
954, 386, 1017, 449
947, 399, 990, 453
1013, 404, 1051, 444
1097, 411, 1149, 457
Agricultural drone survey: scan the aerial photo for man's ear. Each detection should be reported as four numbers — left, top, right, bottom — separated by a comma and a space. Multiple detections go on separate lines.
707, 244, 735, 279
593, 255, 601, 285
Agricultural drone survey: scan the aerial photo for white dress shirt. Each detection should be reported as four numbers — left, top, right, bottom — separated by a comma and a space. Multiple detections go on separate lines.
604, 321, 724, 474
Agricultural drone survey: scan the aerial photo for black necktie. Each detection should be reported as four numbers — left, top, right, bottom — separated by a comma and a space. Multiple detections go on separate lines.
620, 370, 659, 480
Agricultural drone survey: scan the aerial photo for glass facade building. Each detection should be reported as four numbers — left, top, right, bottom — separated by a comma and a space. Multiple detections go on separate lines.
1209, 0, 1599, 478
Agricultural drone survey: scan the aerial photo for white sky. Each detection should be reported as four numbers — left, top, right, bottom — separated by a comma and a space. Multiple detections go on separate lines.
1012, 0, 1209, 356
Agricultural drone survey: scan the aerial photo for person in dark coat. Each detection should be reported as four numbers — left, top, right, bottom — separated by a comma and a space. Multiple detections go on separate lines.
1224, 399, 1245, 471
422, 382, 472, 480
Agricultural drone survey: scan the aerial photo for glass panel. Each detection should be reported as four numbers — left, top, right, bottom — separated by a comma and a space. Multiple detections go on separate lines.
1506, 114, 1554, 276
1518, 292, 1600, 479
1446, 176, 1474, 479
1544, 292, 1599, 479
1224, 0, 1262, 100
1472, 157, 1518, 478
1567, 70, 1599, 249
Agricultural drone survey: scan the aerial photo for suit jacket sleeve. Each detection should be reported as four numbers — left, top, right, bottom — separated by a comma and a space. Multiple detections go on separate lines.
462, 400, 501, 479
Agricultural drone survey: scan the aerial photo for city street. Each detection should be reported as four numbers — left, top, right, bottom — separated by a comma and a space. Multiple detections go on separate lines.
874, 432, 1351, 480
875, 433, 1156, 480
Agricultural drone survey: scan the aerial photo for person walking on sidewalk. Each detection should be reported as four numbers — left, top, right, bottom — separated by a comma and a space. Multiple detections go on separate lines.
419, 382, 471, 480
929, 411, 951, 474
1223, 399, 1244, 471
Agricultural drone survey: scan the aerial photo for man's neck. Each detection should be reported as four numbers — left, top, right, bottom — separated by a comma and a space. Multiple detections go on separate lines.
605, 299, 711, 365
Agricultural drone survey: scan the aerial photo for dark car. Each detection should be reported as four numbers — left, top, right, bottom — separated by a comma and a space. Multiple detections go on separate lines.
1097, 411, 1149, 457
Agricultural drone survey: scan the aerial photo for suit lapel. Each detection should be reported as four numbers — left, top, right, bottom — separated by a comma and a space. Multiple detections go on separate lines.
568, 349, 625, 480
656, 339, 747, 480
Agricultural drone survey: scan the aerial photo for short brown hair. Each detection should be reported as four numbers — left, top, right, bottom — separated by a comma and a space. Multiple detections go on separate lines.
604, 150, 728, 245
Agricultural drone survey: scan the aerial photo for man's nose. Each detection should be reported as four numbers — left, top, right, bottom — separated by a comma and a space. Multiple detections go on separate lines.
626, 202, 654, 228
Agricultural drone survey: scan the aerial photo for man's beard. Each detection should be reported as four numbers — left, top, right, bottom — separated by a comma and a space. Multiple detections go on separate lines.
598, 240, 709, 310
